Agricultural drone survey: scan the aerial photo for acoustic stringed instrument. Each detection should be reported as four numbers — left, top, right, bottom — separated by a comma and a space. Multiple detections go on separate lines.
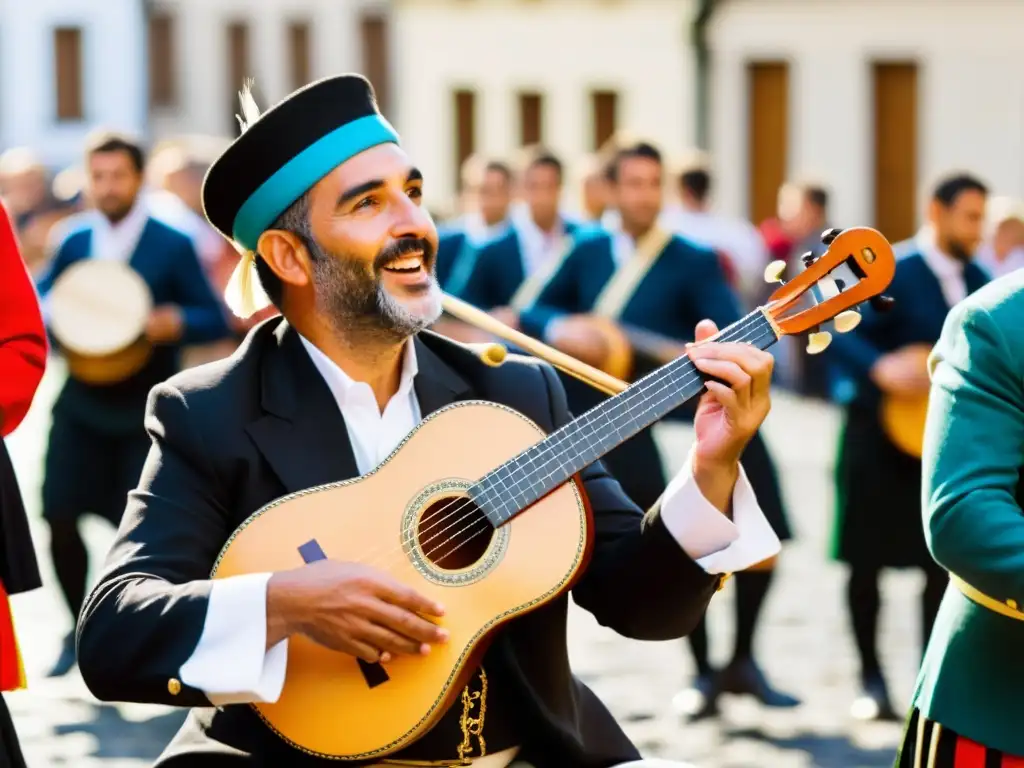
211, 227, 896, 760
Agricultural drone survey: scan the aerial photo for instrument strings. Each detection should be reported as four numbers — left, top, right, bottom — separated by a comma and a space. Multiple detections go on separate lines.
358, 315, 775, 573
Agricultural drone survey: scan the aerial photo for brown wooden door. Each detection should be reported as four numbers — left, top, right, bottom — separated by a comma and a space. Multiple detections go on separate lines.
227, 21, 250, 135
591, 90, 618, 151
288, 21, 312, 92
360, 14, 390, 116
54, 27, 84, 121
747, 61, 789, 226
453, 90, 476, 192
518, 92, 543, 146
148, 12, 176, 109
873, 62, 918, 243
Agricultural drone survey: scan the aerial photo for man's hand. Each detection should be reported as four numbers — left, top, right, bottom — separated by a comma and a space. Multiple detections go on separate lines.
547, 314, 610, 367
686, 319, 774, 512
266, 561, 448, 664
145, 305, 184, 343
870, 344, 932, 396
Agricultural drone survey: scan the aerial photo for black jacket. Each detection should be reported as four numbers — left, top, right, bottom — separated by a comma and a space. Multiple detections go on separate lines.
76, 318, 720, 767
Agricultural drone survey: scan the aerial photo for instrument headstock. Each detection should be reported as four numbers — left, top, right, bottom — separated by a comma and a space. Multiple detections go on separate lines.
762, 227, 896, 354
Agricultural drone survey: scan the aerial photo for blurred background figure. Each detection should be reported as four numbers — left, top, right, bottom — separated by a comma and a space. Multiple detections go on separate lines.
826, 173, 990, 723
975, 195, 1024, 277
660, 151, 770, 310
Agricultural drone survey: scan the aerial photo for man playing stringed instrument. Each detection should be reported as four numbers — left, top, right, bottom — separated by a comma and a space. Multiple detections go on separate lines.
826, 173, 991, 721
77, 75, 786, 768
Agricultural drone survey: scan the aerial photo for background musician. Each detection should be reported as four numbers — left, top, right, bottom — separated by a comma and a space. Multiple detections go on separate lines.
75, 75, 783, 768
448, 146, 581, 317
895, 271, 1024, 766
500, 140, 798, 718
434, 156, 515, 290
33, 130, 230, 678
0, 200, 47, 768
825, 173, 991, 721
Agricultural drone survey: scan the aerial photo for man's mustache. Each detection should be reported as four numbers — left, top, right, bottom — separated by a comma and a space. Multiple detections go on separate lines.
374, 238, 436, 271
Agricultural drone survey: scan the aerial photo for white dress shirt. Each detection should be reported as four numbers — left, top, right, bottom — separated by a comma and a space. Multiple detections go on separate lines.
915, 227, 968, 308
91, 200, 150, 263
178, 336, 781, 705
515, 215, 571, 277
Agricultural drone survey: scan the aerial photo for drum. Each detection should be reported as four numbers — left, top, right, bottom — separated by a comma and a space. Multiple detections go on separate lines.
878, 344, 933, 459
49, 260, 153, 385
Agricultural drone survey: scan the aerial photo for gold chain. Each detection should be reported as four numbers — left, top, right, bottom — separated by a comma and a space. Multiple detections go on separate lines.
454, 666, 488, 765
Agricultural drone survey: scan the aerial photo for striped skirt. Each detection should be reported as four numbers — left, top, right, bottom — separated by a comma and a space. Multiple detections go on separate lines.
898, 709, 1024, 767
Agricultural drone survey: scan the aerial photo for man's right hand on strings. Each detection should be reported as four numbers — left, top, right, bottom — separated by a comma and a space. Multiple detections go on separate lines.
266, 561, 448, 663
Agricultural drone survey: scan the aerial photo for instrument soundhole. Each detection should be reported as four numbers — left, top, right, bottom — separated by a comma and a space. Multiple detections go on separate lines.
416, 495, 493, 571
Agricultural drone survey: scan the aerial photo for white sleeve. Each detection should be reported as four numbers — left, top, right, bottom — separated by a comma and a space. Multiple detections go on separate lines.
178, 572, 289, 706
658, 447, 782, 574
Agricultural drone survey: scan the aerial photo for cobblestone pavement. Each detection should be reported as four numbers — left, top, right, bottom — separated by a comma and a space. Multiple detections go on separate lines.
5, 361, 919, 767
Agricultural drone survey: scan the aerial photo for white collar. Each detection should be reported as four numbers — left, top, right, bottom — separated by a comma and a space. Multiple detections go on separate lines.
916, 226, 966, 279
94, 197, 149, 237
298, 335, 419, 409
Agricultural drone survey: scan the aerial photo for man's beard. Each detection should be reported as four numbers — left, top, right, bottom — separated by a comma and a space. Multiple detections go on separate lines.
947, 239, 974, 263
310, 237, 442, 343
98, 197, 133, 224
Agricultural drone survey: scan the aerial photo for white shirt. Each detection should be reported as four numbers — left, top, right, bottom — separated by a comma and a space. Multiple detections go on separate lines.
660, 205, 769, 300
90, 200, 150, 263
514, 215, 571, 277
915, 227, 968, 308
178, 336, 782, 705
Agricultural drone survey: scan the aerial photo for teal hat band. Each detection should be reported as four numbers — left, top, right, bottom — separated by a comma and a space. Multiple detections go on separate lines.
231, 113, 400, 251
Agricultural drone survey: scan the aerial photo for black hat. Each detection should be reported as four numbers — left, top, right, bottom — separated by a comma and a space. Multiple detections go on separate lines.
202, 74, 400, 317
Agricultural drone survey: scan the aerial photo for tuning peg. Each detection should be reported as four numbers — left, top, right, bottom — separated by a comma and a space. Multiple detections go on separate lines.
870, 294, 896, 313
800, 251, 816, 267
821, 227, 844, 245
806, 330, 832, 355
764, 259, 787, 283
833, 310, 862, 333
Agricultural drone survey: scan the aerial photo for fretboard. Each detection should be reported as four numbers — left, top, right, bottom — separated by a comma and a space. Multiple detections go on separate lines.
469, 309, 778, 526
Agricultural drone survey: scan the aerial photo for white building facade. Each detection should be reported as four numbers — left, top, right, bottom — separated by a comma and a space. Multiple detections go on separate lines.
0, 0, 147, 169
390, 0, 699, 212
145, 0, 391, 141
707, 0, 1024, 242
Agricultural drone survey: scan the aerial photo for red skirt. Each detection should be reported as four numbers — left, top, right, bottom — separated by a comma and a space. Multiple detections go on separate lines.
899, 708, 1024, 767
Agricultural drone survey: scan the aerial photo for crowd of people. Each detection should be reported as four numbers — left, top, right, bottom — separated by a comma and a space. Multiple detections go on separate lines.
1, 74, 1024, 767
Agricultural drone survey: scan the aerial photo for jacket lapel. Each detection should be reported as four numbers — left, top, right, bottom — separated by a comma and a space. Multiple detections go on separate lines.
246, 326, 474, 495
412, 333, 474, 417
246, 321, 360, 494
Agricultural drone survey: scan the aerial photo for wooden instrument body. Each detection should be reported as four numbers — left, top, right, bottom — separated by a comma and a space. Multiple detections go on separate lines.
879, 343, 933, 458
49, 260, 153, 384
211, 400, 591, 760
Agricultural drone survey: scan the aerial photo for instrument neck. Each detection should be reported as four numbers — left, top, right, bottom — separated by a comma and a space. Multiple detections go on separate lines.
469, 309, 778, 526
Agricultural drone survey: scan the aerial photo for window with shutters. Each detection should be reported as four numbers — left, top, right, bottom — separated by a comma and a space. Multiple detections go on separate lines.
518, 92, 543, 146
360, 14, 390, 115
454, 89, 476, 192
227, 21, 250, 135
288, 22, 312, 91
148, 12, 176, 108
54, 27, 84, 121
590, 90, 617, 151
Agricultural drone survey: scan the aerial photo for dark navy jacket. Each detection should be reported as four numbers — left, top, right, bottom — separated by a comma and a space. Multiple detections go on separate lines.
826, 243, 990, 411
450, 219, 583, 309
